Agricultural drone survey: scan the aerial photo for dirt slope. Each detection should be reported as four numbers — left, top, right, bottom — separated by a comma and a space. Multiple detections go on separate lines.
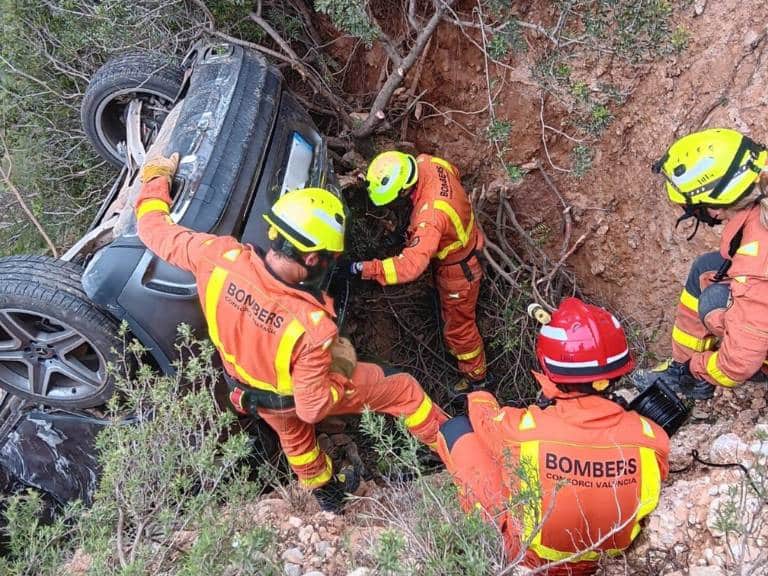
386, 0, 768, 355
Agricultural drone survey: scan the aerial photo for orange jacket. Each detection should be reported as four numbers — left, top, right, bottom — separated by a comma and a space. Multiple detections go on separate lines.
467, 373, 669, 571
361, 154, 483, 285
689, 204, 768, 387
135, 178, 346, 424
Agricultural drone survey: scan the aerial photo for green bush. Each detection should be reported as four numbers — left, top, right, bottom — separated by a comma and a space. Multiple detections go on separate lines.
0, 326, 277, 576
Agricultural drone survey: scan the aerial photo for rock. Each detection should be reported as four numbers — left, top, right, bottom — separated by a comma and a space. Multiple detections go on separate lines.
303, 571, 325, 576
691, 406, 710, 420
299, 524, 315, 544
347, 570, 372, 576
693, 0, 707, 16
288, 516, 304, 529
689, 566, 725, 576
282, 547, 305, 565
315, 540, 332, 555
284, 564, 302, 576
709, 433, 749, 463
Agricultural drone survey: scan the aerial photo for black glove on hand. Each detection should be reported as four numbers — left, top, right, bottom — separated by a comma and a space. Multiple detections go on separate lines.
334, 257, 363, 280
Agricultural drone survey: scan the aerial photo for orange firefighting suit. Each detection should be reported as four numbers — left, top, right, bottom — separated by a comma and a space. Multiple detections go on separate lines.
135, 177, 447, 487
672, 204, 768, 388
361, 154, 487, 380
437, 373, 669, 574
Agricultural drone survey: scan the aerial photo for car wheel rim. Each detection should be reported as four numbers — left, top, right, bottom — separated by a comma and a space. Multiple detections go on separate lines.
95, 88, 174, 162
0, 310, 109, 402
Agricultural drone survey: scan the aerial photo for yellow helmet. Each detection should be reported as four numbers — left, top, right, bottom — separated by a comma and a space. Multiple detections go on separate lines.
366, 151, 418, 206
263, 188, 345, 253
654, 128, 767, 207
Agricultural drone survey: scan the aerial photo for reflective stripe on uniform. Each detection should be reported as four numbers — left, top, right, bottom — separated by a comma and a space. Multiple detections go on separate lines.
205, 263, 304, 396
275, 319, 306, 394
299, 455, 333, 487
287, 443, 322, 466
382, 258, 398, 284
706, 352, 739, 387
679, 289, 699, 313
136, 198, 170, 219
455, 346, 482, 361
518, 411, 536, 431
672, 326, 714, 352
430, 156, 457, 175
404, 395, 433, 429
520, 442, 658, 562
632, 446, 662, 540
639, 417, 655, 438
433, 200, 474, 260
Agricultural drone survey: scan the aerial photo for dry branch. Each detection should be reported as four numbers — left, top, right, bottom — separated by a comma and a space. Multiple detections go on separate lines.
352, 0, 457, 139
0, 134, 59, 257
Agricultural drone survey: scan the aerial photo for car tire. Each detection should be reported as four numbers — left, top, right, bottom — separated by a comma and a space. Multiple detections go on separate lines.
0, 256, 121, 408
82, 51, 184, 167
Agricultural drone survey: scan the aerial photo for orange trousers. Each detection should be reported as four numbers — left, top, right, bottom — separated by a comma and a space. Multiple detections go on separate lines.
435, 254, 486, 380
259, 362, 447, 487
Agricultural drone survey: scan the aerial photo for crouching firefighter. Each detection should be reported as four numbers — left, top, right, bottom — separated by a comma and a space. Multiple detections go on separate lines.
634, 128, 768, 400
134, 152, 447, 512
437, 298, 670, 574
342, 151, 489, 398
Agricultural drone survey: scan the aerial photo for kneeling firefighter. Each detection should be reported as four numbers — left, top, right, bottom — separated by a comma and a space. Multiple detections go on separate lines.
634, 128, 768, 400
341, 151, 489, 397
134, 152, 447, 512
437, 298, 670, 574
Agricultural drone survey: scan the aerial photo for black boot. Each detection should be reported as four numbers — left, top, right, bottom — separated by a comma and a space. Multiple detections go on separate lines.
312, 466, 360, 513
450, 373, 497, 409
631, 359, 715, 400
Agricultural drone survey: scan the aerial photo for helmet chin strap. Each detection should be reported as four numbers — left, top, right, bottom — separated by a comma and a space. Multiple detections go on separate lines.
676, 204, 722, 240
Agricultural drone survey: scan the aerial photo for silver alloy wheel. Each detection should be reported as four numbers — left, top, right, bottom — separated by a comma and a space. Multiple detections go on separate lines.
0, 309, 108, 402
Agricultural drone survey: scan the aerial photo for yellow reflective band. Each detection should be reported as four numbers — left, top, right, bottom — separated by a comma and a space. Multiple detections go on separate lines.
519, 411, 536, 431
404, 395, 433, 429
275, 319, 306, 395
287, 444, 322, 466
434, 201, 474, 259
455, 346, 482, 361
706, 352, 739, 387
330, 386, 340, 404
205, 267, 229, 349
734, 275, 747, 283
635, 446, 661, 536
736, 241, 759, 256
136, 198, 170, 219
519, 440, 541, 547
679, 289, 699, 313
382, 258, 398, 284
430, 156, 456, 175
222, 248, 241, 262
672, 326, 714, 352
639, 417, 655, 438
205, 267, 300, 396
300, 455, 333, 487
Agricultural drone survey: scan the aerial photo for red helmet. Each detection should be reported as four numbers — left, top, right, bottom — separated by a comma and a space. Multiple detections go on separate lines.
535, 297, 634, 385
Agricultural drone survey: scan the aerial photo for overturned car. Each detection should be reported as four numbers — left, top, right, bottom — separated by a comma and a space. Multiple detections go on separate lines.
0, 42, 340, 505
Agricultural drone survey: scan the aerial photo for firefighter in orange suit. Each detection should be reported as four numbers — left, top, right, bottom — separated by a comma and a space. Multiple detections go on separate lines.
345, 151, 488, 396
437, 298, 669, 574
135, 152, 447, 512
633, 129, 768, 400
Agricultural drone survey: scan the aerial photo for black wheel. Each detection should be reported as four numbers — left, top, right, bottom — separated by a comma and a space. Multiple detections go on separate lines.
0, 256, 121, 408
81, 51, 183, 167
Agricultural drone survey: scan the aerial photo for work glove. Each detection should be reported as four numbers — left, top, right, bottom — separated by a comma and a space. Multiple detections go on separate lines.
329, 336, 357, 379
141, 152, 179, 184
312, 465, 361, 513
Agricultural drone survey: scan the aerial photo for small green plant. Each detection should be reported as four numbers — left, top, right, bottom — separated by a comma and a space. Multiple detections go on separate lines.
374, 530, 408, 575
505, 163, 524, 183
315, 0, 380, 47
571, 144, 593, 177
570, 80, 590, 103
671, 25, 690, 53
586, 103, 613, 134
487, 119, 512, 145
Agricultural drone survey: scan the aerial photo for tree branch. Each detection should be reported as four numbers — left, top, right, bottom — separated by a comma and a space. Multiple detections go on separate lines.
352, 0, 457, 139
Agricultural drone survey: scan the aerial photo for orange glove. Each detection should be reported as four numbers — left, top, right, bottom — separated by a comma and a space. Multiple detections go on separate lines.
141, 152, 179, 184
